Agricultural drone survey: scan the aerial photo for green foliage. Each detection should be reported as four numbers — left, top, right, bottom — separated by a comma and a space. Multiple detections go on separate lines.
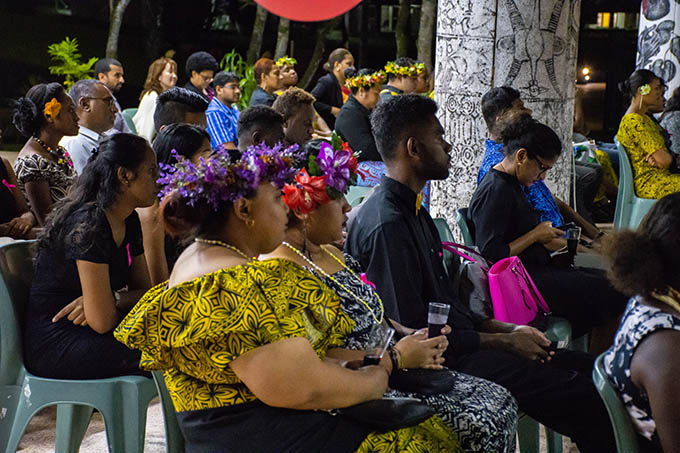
47, 37, 97, 89
220, 49, 257, 111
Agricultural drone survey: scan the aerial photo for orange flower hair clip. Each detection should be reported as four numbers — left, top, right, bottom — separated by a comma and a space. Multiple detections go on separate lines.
43, 98, 62, 119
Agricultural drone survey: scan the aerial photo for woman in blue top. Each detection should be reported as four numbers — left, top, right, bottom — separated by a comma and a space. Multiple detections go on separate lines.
603, 192, 680, 452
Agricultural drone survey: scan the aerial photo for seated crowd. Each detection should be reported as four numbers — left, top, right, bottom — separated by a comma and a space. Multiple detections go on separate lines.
2, 47, 679, 453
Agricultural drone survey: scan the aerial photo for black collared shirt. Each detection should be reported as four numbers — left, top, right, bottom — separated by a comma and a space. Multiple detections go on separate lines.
249, 87, 277, 107
335, 95, 381, 162
345, 176, 481, 355
378, 85, 403, 104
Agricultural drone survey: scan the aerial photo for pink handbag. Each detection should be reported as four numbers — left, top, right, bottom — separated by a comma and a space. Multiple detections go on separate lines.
488, 256, 551, 325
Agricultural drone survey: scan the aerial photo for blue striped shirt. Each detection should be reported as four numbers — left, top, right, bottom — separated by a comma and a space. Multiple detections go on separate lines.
206, 98, 239, 149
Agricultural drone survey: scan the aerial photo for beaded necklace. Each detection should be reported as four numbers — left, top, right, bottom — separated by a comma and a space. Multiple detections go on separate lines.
31, 136, 73, 169
282, 241, 384, 324
194, 238, 252, 261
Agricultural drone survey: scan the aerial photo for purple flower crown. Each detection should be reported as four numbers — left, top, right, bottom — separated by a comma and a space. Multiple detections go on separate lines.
157, 142, 304, 210
303, 133, 359, 198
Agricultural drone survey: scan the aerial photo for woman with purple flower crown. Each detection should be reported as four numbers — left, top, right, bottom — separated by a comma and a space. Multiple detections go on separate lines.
115, 142, 459, 452
263, 136, 518, 452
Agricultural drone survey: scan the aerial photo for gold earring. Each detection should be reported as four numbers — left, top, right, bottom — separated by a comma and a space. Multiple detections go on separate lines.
246, 219, 255, 227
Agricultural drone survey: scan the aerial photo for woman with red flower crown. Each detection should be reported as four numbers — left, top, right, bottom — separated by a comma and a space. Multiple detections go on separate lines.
264, 136, 518, 452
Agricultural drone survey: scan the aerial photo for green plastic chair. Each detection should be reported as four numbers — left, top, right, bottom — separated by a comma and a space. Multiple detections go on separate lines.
346, 185, 373, 207
592, 354, 641, 452
122, 108, 138, 135
0, 241, 157, 453
151, 371, 185, 453
613, 139, 656, 230
454, 208, 475, 247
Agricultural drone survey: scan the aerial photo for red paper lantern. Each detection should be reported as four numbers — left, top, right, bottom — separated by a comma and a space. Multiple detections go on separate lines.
254, 0, 363, 22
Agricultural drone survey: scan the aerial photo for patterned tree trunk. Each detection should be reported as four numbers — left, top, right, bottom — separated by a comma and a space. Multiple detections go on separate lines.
106, 0, 132, 59
431, 0, 581, 234
637, 0, 680, 94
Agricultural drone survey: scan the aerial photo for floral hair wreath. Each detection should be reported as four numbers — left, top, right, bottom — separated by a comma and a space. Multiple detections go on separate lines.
283, 133, 359, 214
43, 98, 62, 118
157, 142, 304, 211
345, 71, 387, 89
384, 61, 426, 77
276, 56, 297, 68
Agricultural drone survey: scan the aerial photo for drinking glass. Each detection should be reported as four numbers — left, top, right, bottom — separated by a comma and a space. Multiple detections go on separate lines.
427, 302, 450, 338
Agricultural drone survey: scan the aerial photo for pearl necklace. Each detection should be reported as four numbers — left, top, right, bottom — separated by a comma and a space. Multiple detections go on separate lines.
32, 136, 73, 168
194, 238, 252, 261
283, 241, 384, 324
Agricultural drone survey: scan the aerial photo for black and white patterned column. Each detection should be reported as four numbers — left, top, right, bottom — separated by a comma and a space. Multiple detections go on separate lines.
637, 0, 680, 91
432, 0, 581, 232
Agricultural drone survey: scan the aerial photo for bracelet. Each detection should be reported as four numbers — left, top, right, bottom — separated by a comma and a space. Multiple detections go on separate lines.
388, 347, 399, 371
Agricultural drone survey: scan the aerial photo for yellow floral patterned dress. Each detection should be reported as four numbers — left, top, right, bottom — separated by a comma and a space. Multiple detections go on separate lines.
115, 259, 460, 453
616, 113, 680, 199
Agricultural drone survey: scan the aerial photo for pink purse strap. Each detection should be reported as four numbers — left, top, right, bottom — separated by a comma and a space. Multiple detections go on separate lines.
441, 241, 477, 263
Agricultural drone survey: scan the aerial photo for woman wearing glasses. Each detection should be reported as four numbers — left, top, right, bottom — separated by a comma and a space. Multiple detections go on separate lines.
469, 116, 626, 350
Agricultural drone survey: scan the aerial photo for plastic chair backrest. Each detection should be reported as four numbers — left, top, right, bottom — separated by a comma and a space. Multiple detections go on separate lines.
122, 108, 138, 135
0, 241, 36, 385
454, 208, 475, 246
346, 186, 373, 207
592, 354, 641, 452
613, 139, 634, 229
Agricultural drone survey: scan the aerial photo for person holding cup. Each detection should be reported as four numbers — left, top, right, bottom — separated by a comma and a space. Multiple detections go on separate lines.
469, 114, 627, 351
263, 138, 518, 453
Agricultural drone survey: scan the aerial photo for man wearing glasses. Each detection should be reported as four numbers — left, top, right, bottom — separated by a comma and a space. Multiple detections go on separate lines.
184, 51, 219, 101
61, 80, 117, 174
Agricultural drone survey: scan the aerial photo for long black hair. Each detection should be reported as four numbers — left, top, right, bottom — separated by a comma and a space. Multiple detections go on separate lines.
40, 133, 150, 252
12, 83, 67, 137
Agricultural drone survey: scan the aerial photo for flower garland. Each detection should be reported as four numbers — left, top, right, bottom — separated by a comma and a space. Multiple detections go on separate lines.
384, 61, 426, 77
276, 56, 297, 68
158, 142, 304, 210
283, 133, 359, 214
344, 70, 386, 89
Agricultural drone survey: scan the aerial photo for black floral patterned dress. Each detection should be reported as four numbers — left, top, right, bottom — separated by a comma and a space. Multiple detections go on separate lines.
14, 153, 76, 205
307, 253, 519, 453
604, 296, 680, 451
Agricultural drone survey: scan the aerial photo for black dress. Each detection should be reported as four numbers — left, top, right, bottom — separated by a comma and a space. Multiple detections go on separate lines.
311, 73, 343, 129
335, 95, 381, 162
248, 87, 276, 107
469, 169, 626, 335
0, 160, 19, 223
24, 203, 143, 379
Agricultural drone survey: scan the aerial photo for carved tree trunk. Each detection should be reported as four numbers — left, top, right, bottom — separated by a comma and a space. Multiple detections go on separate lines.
247, 4, 268, 64
395, 0, 410, 58
106, 0, 133, 59
299, 17, 342, 90
417, 0, 436, 70
274, 17, 290, 59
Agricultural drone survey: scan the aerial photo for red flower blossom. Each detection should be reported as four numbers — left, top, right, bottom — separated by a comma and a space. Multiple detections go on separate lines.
283, 169, 330, 214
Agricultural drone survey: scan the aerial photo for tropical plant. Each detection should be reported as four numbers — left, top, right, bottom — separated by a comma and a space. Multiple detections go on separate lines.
220, 49, 257, 111
47, 37, 97, 89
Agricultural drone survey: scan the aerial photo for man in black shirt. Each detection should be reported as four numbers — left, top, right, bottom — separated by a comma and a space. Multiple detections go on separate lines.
345, 95, 615, 453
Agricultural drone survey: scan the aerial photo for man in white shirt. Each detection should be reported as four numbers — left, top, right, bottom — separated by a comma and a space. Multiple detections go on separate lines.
61, 80, 117, 174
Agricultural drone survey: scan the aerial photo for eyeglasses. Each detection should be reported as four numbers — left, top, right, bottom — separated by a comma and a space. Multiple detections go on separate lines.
86, 97, 116, 106
533, 156, 552, 176
198, 72, 214, 82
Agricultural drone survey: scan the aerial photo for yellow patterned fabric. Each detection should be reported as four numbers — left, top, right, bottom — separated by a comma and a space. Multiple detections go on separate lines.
114, 258, 354, 412
594, 148, 618, 202
616, 113, 680, 199
356, 416, 462, 453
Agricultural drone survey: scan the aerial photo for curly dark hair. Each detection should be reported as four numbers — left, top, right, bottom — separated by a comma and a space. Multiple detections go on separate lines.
237, 106, 284, 143
12, 83, 68, 137
604, 192, 680, 298
481, 86, 521, 132
185, 51, 218, 76
271, 87, 315, 122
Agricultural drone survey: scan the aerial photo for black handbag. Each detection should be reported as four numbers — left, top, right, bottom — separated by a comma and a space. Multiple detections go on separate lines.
388, 368, 456, 396
332, 397, 435, 432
